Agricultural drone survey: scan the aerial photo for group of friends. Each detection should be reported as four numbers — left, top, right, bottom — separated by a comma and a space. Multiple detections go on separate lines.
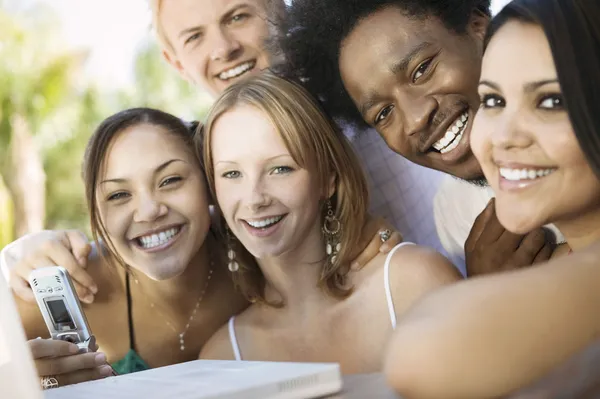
2, 0, 600, 397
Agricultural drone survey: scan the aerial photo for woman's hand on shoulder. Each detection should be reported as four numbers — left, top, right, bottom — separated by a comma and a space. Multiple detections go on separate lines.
349, 214, 403, 269
9, 230, 98, 304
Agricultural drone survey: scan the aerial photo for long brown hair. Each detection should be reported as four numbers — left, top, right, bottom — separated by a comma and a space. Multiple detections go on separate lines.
200, 72, 370, 303
82, 107, 199, 269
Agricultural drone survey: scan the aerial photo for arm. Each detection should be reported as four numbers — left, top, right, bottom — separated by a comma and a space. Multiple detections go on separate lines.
3, 230, 98, 303
383, 243, 600, 399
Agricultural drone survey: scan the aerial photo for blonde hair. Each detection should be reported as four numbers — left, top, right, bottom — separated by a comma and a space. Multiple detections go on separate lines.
200, 72, 370, 303
150, 0, 175, 54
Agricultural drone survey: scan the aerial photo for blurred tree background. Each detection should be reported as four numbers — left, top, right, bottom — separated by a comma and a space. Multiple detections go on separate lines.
0, 1, 213, 250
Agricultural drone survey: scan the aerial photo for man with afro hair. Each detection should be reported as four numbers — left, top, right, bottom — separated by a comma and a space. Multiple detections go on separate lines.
274, 0, 559, 275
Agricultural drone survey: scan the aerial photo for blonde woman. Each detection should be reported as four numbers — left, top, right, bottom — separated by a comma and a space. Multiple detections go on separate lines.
199, 73, 461, 373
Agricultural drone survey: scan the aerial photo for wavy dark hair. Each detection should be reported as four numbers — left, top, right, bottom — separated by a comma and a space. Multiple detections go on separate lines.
272, 0, 491, 129
486, 0, 600, 177
82, 107, 200, 269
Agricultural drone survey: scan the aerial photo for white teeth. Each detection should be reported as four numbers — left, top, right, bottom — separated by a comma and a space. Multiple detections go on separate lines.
218, 61, 256, 80
246, 216, 284, 229
499, 168, 555, 181
138, 227, 180, 249
432, 111, 469, 153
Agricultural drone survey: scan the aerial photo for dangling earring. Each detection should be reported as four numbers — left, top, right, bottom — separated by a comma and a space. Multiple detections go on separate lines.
322, 199, 342, 265
226, 227, 239, 272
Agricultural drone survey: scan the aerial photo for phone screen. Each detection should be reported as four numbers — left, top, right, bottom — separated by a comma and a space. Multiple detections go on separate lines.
46, 299, 76, 330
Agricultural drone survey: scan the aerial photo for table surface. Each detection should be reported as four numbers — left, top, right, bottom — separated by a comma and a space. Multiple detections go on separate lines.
331, 373, 401, 398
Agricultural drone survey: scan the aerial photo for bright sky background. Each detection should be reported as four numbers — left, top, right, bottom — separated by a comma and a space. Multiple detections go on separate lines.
37, 0, 513, 90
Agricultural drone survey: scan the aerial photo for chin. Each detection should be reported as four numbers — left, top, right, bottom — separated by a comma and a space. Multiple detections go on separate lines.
141, 263, 187, 281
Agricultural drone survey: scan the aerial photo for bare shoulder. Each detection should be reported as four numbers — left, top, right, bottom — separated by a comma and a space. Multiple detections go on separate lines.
199, 321, 236, 361
381, 243, 462, 314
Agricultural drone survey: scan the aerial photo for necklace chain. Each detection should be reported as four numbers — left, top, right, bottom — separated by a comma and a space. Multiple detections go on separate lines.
134, 261, 214, 351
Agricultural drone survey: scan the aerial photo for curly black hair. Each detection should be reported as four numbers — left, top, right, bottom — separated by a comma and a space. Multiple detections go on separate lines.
271, 0, 491, 129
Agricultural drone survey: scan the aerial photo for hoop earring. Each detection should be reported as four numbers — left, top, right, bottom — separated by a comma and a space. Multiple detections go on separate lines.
226, 227, 239, 272
322, 199, 342, 265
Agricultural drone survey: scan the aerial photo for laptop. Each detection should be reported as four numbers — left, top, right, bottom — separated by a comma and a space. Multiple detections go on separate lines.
0, 272, 342, 399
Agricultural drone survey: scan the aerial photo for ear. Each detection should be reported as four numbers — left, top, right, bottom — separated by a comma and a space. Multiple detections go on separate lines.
162, 49, 193, 83
325, 173, 336, 199
467, 10, 490, 43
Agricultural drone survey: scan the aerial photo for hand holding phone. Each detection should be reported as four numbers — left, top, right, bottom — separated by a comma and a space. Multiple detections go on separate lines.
28, 266, 95, 353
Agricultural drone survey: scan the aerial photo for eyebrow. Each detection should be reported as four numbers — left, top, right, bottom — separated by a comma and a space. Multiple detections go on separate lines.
479, 79, 559, 92
100, 159, 185, 185
214, 154, 291, 166
359, 41, 433, 116
178, 3, 252, 39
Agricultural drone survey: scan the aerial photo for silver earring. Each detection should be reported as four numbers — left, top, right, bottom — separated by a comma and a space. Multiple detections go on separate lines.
323, 199, 342, 265
226, 228, 239, 272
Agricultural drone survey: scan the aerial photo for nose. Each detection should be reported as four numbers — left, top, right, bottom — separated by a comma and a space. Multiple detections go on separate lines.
209, 27, 242, 62
244, 177, 271, 213
490, 107, 534, 150
400, 95, 438, 137
133, 193, 167, 223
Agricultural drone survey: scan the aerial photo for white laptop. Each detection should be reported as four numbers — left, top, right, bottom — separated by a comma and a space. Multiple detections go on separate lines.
0, 271, 342, 399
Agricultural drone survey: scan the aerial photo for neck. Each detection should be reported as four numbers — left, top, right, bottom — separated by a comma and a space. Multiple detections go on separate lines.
555, 205, 600, 252
260, 221, 332, 309
132, 234, 214, 304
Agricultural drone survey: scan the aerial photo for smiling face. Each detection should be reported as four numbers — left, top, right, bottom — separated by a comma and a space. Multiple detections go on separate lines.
471, 20, 600, 234
159, 0, 273, 96
96, 124, 211, 280
339, 6, 487, 180
210, 105, 324, 260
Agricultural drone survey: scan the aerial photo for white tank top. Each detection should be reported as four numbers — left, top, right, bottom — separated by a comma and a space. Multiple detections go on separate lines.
228, 242, 414, 360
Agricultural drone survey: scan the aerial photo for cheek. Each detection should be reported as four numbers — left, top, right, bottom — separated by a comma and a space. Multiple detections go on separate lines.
470, 112, 492, 166
214, 181, 237, 225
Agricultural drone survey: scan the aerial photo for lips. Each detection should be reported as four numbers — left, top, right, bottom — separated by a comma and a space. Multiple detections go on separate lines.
431, 111, 469, 154
217, 60, 256, 81
132, 225, 183, 250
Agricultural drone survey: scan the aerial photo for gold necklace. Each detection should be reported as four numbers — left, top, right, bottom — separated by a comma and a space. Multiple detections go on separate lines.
133, 260, 214, 351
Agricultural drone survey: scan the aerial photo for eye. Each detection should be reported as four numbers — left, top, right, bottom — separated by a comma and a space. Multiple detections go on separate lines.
538, 94, 563, 110
107, 192, 130, 201
222, 171, 241, 179
374, 105, 394, 125
159, 176, 182, 187
230, 13, 249, 24
272, 166, 294, 175
184, 32, 202, 46
480, 94, 506, 109
412, 58, 433, 83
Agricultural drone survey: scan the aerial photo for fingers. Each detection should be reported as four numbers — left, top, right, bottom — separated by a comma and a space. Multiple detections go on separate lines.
60, 230, 93, 267
351, 228, 383, 269
41, 237, 97, 295
29, 338, 80, 359
533, 242, 554, 264
474, 199, 507, 244
13, 239, 97, 303
10, 274, 36, 302
54, 365, 114, 386
36, 351, 108, 377
380, 231, 403, 253
465, 199, 497, 251
511, 228, 548, 268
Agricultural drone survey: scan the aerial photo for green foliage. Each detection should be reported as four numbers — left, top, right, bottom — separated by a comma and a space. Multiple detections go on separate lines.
0, 176, 14, 251
1, 5, 216, 235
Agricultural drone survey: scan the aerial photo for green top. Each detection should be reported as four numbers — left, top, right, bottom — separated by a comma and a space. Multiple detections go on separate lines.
111, 349, 150, 375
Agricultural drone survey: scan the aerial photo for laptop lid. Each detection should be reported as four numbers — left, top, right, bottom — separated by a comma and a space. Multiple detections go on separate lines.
0, 272, 43, 399
44, 359, 342, 399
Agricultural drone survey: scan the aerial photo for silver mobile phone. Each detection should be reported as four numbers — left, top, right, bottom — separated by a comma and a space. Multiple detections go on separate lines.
28, 266, 96, 353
